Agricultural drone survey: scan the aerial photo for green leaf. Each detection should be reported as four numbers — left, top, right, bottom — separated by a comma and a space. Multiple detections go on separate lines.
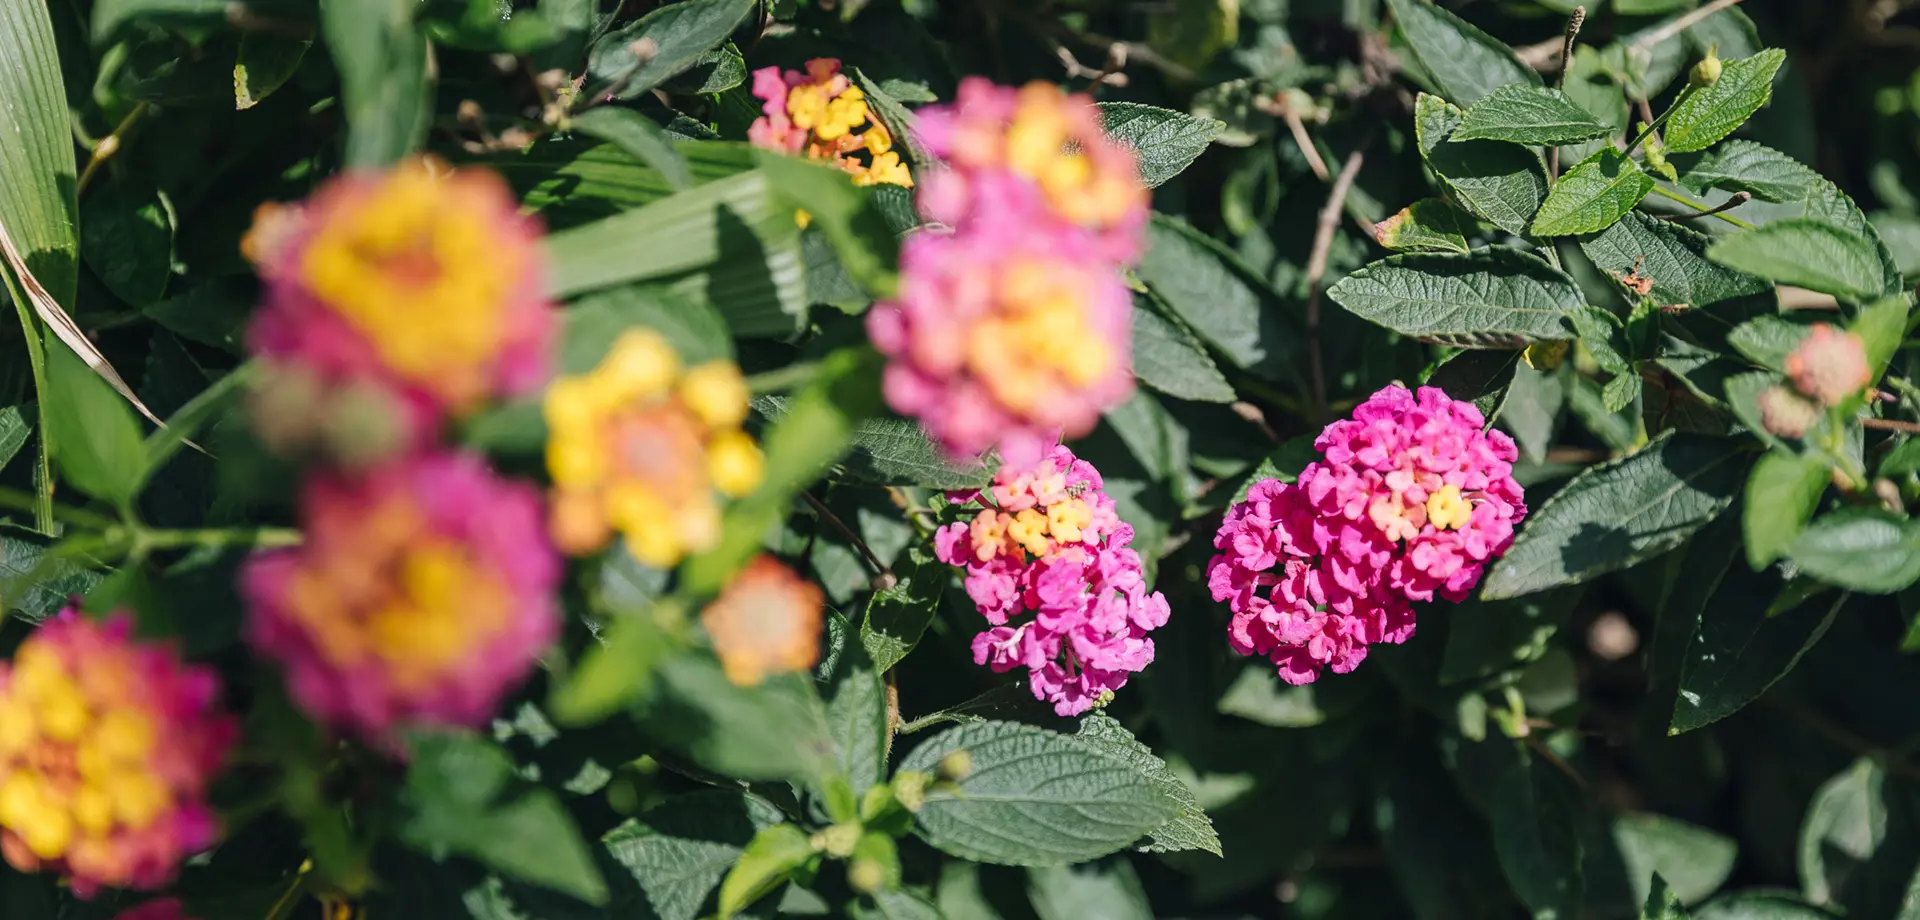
0, 0, 78, 315
498, 138, 756, 221
1579, 212, 1772, 308
1532, 149, 1655, 237
1851, 293, 1910, 381
1693, 892, 1839, 919
1663, 50, 1787, 154
562, 284, 733, 373
138, 361, 250, 489
1326, 249, 1584, 348
855, 889, 947, 920
1726, 316, 1816, 372
1453, 84, 1612, 145
1707, 220, 1886, 303
1798, 758, 1916, 915
1097, 102, 1221, 188
1439, 589, 1581, 684
1029, 861, 1154, 920
636, 657, 833, 781
399, 731, 609, 905
1384, 0, 1538, 106
1613, 814, 1738, 908
1371, 199, 1474, 254
752, 394, 988, 490
586, 0, 754, 100
896, 721, 1181, 866
0, 405, 27, 477
860, 548, 941, 672
552, 601, 678, 725
42, 340, 144, 505
1074, 712, 1219, 856
1670, 563, 1840, 733
1, 530, 104, 621
661, 44, 747, 95
1490, 745, 1583, 920
1130, 296, 1236, 403
569, 107, 692, 191
234, 33, 311, 110
1482, 433, 1751, 599
1417, 94, 1551, 236
822, 639, 887, 795
600, 791, 786, 920
322, 0, 431, 167
755, 150, 898, 298
1425, 348, 1519, 418
1743, 451, 1829, 569
545, 169, 804, 338
1136, 215, 1296, 381
1788, 508, 1920, 594
79, 177, 171, 307
717, 823, 811, 918
1642, 875, 1690, 920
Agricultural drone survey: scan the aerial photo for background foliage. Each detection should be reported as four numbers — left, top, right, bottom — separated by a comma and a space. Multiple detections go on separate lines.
6, 0, 1920, 917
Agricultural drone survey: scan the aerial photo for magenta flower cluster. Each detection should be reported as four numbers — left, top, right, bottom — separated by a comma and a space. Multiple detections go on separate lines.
933, 445, 1169, 715
1209, 385, 1526, 684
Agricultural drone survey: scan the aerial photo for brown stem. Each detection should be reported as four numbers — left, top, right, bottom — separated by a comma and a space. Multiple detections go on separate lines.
1305, 147, 1367, 420
801, 492, 894, 587
1656, 191, 1752, 222
1864, 417, 1920, 434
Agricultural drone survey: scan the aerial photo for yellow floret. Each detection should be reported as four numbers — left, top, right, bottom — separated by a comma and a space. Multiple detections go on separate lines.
598, 330, 681, 404
706, 430, 766, 498
1426, 484, 1472, 531
679, 361, 751, 429
1008, 509, 1051, 558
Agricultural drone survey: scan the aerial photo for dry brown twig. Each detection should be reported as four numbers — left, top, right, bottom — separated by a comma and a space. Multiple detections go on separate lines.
1304, 147, 1368, 418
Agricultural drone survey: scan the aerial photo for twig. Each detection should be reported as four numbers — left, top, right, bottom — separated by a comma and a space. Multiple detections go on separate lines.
1864, 418, 1920, 434
1548, 8, 1586, 182
1305, 147, 1367, 419
1279, 104, 1330, 181
1648, 185, 1755, 229
1525, 734, 1590, 790
801, 491, 894, 588
77, 102, 149, 196
1631, 0, 1751, 51
1655, 190, 1751, 222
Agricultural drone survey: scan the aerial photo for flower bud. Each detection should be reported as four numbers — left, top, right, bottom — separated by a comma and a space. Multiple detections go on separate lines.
847, 859, 886, 893
1758, 385, 1820, 439
1690, 48, 1722, 88
1785, 323, 1872, 406
937, 749, 974, 782
819, 823, 860, 859
891, 770, 929, 813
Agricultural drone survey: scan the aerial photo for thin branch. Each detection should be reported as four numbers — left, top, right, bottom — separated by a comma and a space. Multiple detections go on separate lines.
77, 102, 149, 196
1283, 108, 1329, 182
1648, 185, 1755, 228
801, 491, 894, 588
1548, 8, 1586, 182
1305, 147, 1367, 419
1864, 417, 1920, 434
1655, 190, 1751, 222
1631, 0, 1751, 51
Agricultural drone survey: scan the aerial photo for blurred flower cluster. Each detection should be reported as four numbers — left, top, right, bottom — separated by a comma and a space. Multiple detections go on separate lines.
749, 58, 912, 189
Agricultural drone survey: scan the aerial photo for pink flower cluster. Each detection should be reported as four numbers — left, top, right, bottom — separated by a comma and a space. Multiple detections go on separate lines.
1209, 386, 1526, 684
242, 452, 561, 745
933, 445, 1169, 715
867, 79, 1148, 467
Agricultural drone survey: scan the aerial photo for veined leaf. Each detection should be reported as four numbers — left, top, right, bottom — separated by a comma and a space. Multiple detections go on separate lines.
1578, 211, 1772, 307
1098, 102, 1222, 188
1384, 0, 1538, 107
1670, 561, 1840, 733
1707, 220, 1885, 303
1372, 199, 1474, 254
586, 0, 755, 100
1131, 296, 1236, 403
1137, 215, 1297, 381
1663, 49, 1786, 154
1481, 432, 1751, 599
1742, 451, 1829, 569
1417, 94, 1550, 236
322, 0, 431, 167
568, 107, 692, 190
1452, 84, 1611, 145
1075, 713, 1219, 856
1788, 508, 1920, 594
1325, 249, 1583, 348
1531, 148, 1653, 237
601, 791, 786, 920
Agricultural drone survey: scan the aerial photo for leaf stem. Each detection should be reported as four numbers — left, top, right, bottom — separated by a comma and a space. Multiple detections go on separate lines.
1623, 93, 1684, 158
1305, 145, 1369, 421
2, 266, 52, 532
801, 491, 893, 588
1648, 185, 1755, 229
77, 102, 149, 196
0, 487, 117, 530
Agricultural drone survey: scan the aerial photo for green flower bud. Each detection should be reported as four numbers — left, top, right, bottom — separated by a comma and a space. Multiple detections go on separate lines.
819, 822, 861, 858
892, 770, 929, 813
1690, 48, 1722, 88
936, 749, 973, 782
847, 859, 886, 893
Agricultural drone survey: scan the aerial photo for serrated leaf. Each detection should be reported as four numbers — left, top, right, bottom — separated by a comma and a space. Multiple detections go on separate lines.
1137, 215, 1296, 380
1664, 50, 1786, 154
1482, 432, 1751, 599
860, 549, 941, 673
753, 395, 990, 489
896, 721, 1179, 866
1326, 249, 1583, 348
1417, 94, 1550, 236
1030, 861, 1154, 920
42, 340, 144, 505
1453, 84, 1611, 145
569, 106, 692, 190
1579, 211, 1772, 308
661, 44, 746, 95
1532, 148, 1654, 237
586, 0, 755, 100
1726, 315, 1817, 372
1613, 814, 1738, 908
1708, 220, 1885, 303
1852, 294, 1909, 382
1743, 451, 1828, 569
0, 406, 26, 477
234, 33, 310, 110
1788, 508, 1920, 593
1798, 758, 1917, 915
717, 823, 811, 918
1372, 199, 1474, 254
1670, 563, 1840, 733
323, 0, 431, 166
1384, 0, 1538, 106
1, 530, 104, 622
1098, 102, 1221, 188
1642, 875, 1690, 920
1603, 372, 1642, 413
399, 731, 609, 905
1131, 295, 1236, 402
601, 791, 786, 920
1075, 712, 1219, 856
822, 640, 887, 795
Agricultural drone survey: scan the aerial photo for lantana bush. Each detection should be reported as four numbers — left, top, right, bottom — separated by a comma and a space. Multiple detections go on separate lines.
5, 0, 1920, 916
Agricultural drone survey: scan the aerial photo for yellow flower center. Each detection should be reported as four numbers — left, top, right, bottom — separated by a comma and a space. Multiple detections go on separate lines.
966, 261, 1114, 415
1426, 484, 1472, 531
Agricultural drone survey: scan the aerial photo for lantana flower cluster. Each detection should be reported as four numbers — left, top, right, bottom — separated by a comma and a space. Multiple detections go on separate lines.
749, 58, 912, 189
934, 445, 1169, 716
0, 611, 235, 896
544, 329, 765, 569
867, 78, 1149, 464
239, 159, 565, 745
1761, 323, 1874, 439
1209, 386, 1526, 684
